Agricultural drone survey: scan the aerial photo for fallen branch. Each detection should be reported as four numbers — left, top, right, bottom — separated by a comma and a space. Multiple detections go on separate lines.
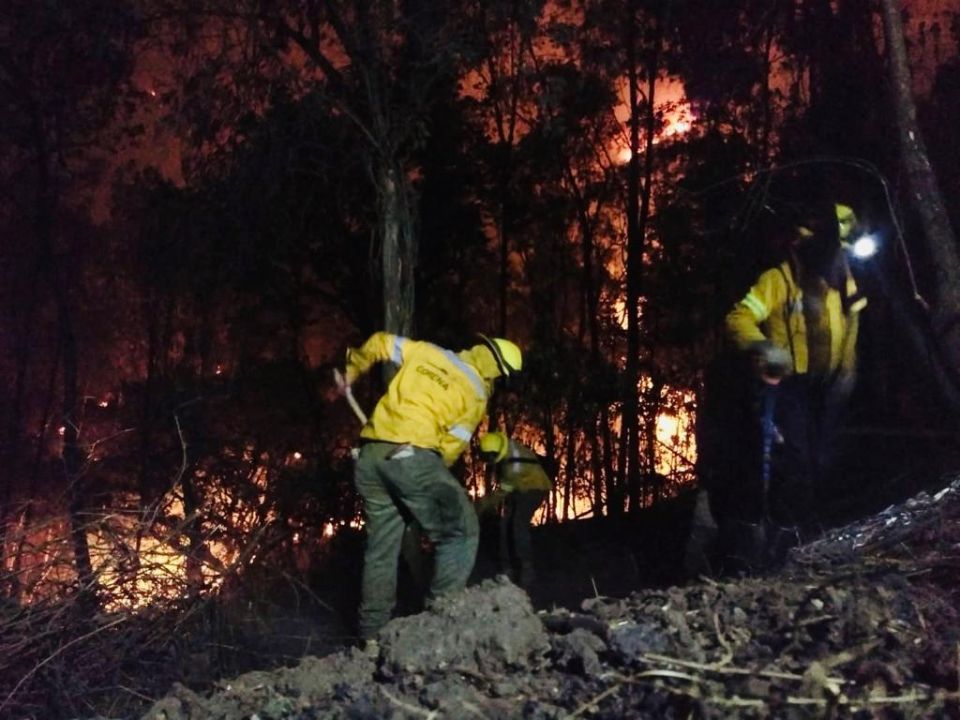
563, 678, 628, 719
564, 661, 957, 720
712, 610, 734, 667
380, 686, 438, 718
0, 615, 127, 715
641, 652, 825, 683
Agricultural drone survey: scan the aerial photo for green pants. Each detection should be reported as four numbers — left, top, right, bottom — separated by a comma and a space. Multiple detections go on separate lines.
354, 441, 479, 639
499, 489, 547, 582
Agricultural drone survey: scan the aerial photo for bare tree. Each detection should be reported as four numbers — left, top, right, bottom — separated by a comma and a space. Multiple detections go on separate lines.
147, 1, 478, 337
879, 0, 960, 374
619, 0, 670, 513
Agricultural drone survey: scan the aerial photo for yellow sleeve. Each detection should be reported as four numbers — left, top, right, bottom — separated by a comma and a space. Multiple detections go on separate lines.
725, 269, 785, 351
846, 274, 868, 313
437, 399, 486, 467
344, 332, 409, 384
840, 274, 865, 372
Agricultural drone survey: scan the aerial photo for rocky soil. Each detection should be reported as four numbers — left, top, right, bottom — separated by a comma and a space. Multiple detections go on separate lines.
142, 475, 960, 720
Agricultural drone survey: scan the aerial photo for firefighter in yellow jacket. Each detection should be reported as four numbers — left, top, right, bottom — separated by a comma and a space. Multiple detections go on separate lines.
726, 204, 867, 388
687, 200, 868, 574
338, 332, 522, 640
477, 432, 552, 586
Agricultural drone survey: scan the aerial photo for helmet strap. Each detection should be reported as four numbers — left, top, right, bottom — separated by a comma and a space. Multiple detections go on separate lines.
478, 334, 510, 377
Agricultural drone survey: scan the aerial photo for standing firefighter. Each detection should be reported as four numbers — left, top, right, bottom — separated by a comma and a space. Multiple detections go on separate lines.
477, 432, 552, 587
337, 332, 522, 641
686, 199, 868, 575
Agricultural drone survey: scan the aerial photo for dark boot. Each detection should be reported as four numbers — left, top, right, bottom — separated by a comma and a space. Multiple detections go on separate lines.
725, 521, 767, 575
683, 490, 719, 579
765, 524, 801, 567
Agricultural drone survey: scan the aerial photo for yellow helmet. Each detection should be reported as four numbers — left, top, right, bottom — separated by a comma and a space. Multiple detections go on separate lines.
479, 431, 508, 462
478, 335, 523, 377
835, 203, 858, 240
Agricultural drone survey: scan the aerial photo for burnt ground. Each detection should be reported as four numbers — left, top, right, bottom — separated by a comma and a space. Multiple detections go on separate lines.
141, 473, 960, 720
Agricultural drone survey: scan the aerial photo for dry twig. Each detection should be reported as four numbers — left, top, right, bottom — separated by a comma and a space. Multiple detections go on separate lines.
0, 615, 127, 715
380, 686, 438, 718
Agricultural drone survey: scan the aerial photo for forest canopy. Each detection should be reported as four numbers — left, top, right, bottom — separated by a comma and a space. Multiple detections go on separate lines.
1, 0, 960, 651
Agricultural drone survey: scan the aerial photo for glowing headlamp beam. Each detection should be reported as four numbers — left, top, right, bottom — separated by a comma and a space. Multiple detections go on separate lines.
850, 233, 878, 260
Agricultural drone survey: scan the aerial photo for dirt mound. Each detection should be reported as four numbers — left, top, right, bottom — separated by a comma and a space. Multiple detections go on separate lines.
143, 477, 960, 719
377, 577, 549, 676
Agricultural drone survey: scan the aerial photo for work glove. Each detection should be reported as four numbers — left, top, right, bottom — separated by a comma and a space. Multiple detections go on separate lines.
748, 341, 792, 384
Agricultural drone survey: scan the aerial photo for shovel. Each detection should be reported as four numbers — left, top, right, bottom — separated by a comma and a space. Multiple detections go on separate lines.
760, 381, 778, 522
334, 368, 368, 426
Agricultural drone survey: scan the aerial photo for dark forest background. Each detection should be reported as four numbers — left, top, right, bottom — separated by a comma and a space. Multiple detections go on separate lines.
3, 1, 960, 716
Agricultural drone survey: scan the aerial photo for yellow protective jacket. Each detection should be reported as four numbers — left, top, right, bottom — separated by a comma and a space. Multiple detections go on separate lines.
496, 439, 552, 493
345, 332, 495, 466
725, 261, 867, 376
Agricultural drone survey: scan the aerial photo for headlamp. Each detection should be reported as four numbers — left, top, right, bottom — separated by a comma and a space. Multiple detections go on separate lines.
849, 233, 878, 260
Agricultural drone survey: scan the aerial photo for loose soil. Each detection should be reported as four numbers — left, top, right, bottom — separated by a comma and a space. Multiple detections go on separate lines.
142, 475, 960, 719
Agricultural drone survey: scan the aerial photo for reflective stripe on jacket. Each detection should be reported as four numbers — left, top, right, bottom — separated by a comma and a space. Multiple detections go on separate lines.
345, 332, 491, 466
497, 439, 552, 493
725, 261, 867, 375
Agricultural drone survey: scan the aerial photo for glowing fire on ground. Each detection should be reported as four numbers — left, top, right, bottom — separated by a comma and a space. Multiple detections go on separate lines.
474, 381, 697, 525
7, 402, 694, 609
2, 457, 346, 610
323, 518, 363, 538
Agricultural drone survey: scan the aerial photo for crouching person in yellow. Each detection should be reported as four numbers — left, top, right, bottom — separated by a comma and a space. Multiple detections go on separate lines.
477, 432, 552, 587
338, 333, 522, 641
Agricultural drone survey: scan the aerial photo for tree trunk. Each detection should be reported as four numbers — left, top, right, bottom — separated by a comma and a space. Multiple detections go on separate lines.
0, 264, 42, 581
562, 419, 576, 521
544, 405, 558, 523
590, 417, 604, 516
61, 309, 95, 599
30, 110, 96, 603
879, 0, 960, 371
48, 232, 96, 602
379, 163, 416, 337
622, 2, 664, 514
565, 166, 608, 516
7, 344, 60, 600
619, 0, 642, 514
600, 405, 619, 516
49, 218, 95, 601
642, 372, 663, 503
